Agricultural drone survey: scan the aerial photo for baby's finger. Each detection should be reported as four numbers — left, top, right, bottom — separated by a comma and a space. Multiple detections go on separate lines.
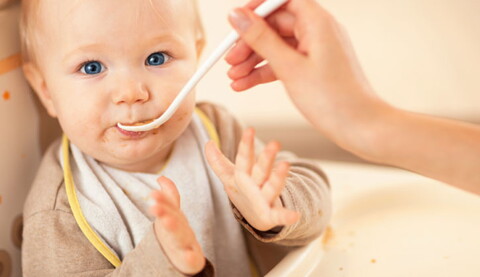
153, 210, 205, 275
230, 64, 277, 91
252, 141, 281, 186
157, 176, 181, 208
150, 198, 177, 219
205, 141, 235, 186
183, 248, 206, 275
228, 53, 265, 80
160, 212, 179, 232
262, 161, 290, 204
150, 190, 178, 213
223, 182, 239, 200
168, 217, 198, 250
270, 208, 301, 227
155, 205, 195, 246
235, 128, 256, 174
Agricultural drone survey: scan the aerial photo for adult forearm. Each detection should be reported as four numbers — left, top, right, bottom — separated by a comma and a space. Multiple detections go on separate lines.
364, 107, 480, 194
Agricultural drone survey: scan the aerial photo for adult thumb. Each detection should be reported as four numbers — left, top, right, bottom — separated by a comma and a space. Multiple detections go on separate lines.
228, 7, 301, 76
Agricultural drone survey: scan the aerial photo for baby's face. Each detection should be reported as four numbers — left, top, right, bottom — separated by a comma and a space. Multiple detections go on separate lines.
30, 0, 200, 172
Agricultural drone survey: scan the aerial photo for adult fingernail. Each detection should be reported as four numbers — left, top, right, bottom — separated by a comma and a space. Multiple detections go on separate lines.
229, 8, 252, 33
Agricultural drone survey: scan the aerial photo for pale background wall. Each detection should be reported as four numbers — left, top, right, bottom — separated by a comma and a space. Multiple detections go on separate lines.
196, 0, 480, 161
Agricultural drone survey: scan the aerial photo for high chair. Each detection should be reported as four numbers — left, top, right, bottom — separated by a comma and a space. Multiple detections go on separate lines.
1, 1, 40, 276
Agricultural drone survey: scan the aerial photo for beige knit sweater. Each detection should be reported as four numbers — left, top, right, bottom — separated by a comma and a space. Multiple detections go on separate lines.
22, 102, 331, 277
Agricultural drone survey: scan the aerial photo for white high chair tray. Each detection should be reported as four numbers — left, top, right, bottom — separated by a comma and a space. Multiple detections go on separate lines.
267, 161, 480, 277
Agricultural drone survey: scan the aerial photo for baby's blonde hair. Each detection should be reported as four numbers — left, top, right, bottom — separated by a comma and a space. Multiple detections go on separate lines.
19, 0, 39, 64
19, 0, 206, 65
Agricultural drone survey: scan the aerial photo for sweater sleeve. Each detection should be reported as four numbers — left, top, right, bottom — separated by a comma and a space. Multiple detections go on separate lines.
197, 102, 332, 247
22, 210, 214, 277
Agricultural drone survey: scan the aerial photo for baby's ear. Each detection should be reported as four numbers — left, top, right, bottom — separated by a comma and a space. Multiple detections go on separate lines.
22, 63, 57, 118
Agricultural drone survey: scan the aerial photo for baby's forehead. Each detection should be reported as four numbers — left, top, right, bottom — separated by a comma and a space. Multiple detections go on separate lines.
35, 0, 197, 48
22, 0, 202, 66
37, 0, 196, 35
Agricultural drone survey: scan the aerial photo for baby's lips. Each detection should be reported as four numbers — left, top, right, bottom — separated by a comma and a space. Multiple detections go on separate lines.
121, 118, 155, 127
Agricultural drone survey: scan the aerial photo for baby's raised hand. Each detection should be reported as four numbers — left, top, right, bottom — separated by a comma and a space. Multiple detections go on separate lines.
206, 128, 300, 232
150, 176, 206, 275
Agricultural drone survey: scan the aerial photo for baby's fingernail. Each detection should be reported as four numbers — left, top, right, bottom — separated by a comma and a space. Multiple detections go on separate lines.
229, 8, 252, 33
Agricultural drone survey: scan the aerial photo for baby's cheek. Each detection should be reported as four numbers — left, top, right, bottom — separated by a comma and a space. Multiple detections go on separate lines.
175, 110, 190, 123
60, 117, 103, 151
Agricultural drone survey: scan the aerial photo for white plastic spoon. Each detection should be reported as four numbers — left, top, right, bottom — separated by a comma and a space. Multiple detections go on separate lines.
117, 0, 288, 132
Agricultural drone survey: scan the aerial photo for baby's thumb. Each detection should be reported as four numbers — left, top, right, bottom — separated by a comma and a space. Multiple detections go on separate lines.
228, 7, 300, 77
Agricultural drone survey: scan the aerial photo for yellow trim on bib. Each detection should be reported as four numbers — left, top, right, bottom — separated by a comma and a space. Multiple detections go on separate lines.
195, 108, 220, 149
249, 258, 261, 277
62, 135, 122, 268
0, 53, 22, 75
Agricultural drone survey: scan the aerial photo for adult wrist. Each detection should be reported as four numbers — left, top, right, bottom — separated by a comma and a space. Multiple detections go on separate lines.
320, 94, 395, 163
349, 100, 400, 163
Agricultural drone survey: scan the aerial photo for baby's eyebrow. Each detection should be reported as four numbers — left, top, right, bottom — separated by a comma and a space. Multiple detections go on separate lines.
62, 33, 187, 64
62, 43, 105, 63
143, 33, 187, 48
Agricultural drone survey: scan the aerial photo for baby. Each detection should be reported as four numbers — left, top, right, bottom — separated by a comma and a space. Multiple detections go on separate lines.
20, 0, 331, 276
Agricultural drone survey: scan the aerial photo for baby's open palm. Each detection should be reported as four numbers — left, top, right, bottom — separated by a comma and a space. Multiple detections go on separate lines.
206, 128, 300, 232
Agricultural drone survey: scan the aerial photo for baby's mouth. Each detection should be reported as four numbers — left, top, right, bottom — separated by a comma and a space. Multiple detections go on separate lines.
117, 112, 164, 132
121, 118, 155, 127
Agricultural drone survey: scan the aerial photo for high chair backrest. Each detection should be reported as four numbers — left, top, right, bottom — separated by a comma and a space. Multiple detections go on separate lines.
1, 1, 43, 276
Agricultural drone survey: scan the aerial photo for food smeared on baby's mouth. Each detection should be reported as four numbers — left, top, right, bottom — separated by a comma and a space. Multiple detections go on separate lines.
121, 119, 155, 127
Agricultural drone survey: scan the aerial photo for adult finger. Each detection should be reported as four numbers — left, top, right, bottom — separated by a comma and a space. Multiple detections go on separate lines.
226, 40, 254, 66
225, 10, 295, 66
228, 36, 298, 82
230, 64, 276, 92
228, 7, 303, 79
227, 52, 264, 80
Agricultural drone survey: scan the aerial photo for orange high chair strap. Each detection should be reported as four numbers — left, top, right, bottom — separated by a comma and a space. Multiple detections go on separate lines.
0, 53, 22, 75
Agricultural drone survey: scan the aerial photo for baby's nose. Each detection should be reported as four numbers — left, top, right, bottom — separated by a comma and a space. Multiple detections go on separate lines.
112, 80, 150, 105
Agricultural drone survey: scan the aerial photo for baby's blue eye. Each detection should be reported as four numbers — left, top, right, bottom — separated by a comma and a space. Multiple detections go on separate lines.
146, 52, 169, 66
81, 61, 104, 75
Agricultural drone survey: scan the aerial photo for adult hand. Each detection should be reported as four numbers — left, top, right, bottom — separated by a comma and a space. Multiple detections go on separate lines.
226, 0, 480, 194
226, 0, 387, 152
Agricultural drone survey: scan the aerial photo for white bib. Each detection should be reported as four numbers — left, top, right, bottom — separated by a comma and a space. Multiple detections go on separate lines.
61, 113, 251, 277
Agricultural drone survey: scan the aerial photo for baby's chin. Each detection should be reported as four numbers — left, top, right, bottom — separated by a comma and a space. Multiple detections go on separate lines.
98, 152, 164, 173
97, 140, 173, 173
